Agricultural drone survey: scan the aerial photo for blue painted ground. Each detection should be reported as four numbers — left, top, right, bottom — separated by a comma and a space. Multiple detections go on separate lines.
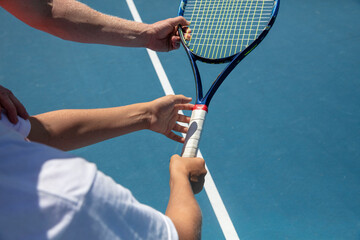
1, 0, 359, 239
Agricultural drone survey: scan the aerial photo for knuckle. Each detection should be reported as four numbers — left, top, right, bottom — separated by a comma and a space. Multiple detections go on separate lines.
197, 157, 205, 166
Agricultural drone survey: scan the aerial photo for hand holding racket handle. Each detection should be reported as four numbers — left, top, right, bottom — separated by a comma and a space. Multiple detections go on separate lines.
182, 104, 207, 193
182, 104, 207, 157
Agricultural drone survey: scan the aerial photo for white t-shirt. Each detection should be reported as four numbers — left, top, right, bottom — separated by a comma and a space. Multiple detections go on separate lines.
0, 113, 178, 240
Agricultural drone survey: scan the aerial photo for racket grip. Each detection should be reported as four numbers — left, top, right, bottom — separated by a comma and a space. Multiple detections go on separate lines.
181, 105, 208, 157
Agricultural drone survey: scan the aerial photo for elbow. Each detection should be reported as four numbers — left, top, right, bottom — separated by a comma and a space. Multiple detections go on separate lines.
169, 212, 202, 240
1, 0, 57, 34
22, 1, 55, 32
177, 222, 202, 240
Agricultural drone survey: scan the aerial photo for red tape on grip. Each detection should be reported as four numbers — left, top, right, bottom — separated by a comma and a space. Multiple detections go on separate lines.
193, 104, 208, 112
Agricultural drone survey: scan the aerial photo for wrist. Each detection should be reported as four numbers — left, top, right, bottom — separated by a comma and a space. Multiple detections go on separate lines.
169, 172, 192, 195
137, 102, 152, 130
144, 26, 155, 49
169, 164, 190, 186
137, 23, 152, 48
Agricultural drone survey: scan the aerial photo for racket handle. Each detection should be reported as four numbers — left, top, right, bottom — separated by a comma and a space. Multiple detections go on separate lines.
181, 105, 207, 194
182, 104, 207, 157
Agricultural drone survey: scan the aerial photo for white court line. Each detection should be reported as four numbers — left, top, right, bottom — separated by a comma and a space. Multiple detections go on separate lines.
125, 0, 240, 239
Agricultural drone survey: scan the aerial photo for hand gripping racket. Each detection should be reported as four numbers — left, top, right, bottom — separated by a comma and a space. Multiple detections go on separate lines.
178, 0, 280, 188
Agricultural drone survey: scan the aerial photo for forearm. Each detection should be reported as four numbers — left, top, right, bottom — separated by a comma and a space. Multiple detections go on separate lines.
50, 0, 151, 46
0, 0, 151, 47
166, 174, 202, 240
28, 103, 151, 151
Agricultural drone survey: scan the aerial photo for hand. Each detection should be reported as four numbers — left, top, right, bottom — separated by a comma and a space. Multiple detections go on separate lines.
147, 95, 193, 143
169, 154, 207, 194
147, 16, 191, 52
0, 85, 29, 124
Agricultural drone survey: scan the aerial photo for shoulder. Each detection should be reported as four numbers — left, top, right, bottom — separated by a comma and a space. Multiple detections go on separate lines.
0, 130, 97, 239
62, 171, 179, 240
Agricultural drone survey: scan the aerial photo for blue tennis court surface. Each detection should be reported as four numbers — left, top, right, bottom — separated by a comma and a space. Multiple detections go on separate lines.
1, 0, 359, 239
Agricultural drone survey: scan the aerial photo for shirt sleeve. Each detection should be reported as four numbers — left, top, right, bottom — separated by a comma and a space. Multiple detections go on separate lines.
0, 112, 31, 138
61, 171, 179, 240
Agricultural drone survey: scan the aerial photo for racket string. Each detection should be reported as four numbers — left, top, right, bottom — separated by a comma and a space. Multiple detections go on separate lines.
182, 0, 274, 59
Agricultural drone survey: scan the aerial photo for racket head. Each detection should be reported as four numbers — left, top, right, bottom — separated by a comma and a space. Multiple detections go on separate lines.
178, 0, 280, 64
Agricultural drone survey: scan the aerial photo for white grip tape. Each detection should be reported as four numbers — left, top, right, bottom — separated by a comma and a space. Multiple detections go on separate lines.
182, 108, 207, 157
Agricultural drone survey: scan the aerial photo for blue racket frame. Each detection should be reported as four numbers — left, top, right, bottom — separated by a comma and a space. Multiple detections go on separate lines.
178, 0, 280, 107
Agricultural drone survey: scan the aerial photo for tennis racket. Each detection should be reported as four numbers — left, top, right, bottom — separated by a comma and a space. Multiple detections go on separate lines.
178, 0, 280, 170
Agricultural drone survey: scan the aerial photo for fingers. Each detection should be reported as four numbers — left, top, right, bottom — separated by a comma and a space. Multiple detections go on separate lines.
0, 86, 29, 124
171, 36, 181, 50
177, 114, 191, 124
171, 32, 190, 50
168, 95, 193, 142
190, 174, 206, 194
174, 25, 191, 39
152, 94, 193, 143
160, 94, 194, 111
167, 122, 188, 143
176, 103, 194, 111
167, 115, 190, 143
166, 110, 191, 143
0, 95, 16, 123
173, 122, 188, 133
186, 157, 207, 194
171, 31, 191, 50
9, 94, 29, 120
170, 17, 191, 50
164, 94, 193, 108
170, 154, 206, 175
167, 131, 185, 143
183, 27, 192, 41
169, 154, 207, 194
171, 94, 192, 104
168, 16, 190, 27
150, 16, 191, 51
